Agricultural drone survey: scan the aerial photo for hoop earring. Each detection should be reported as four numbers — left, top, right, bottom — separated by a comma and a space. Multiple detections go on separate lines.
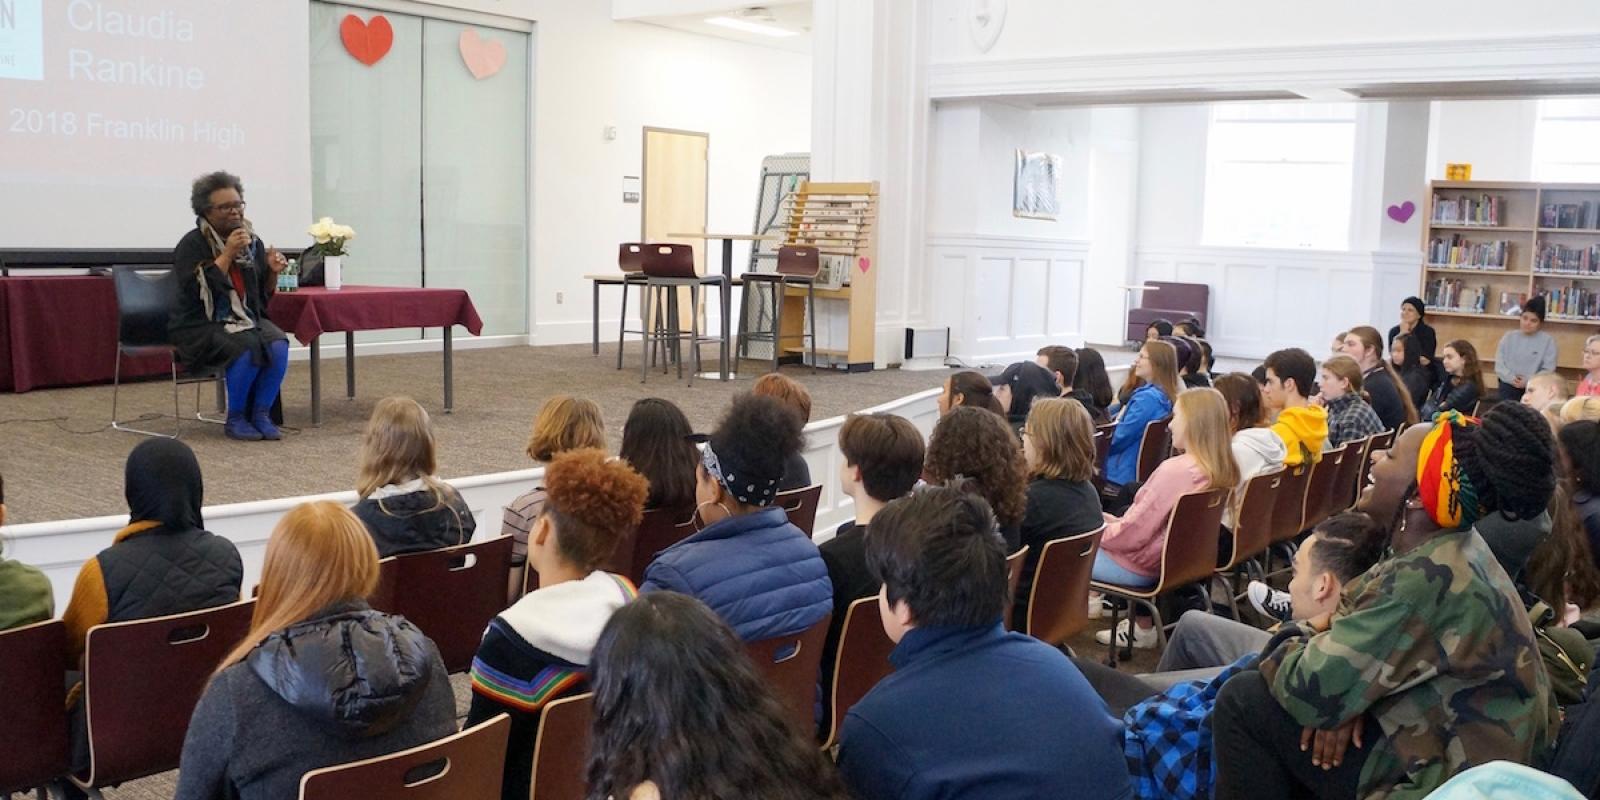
693, 501, 732, 531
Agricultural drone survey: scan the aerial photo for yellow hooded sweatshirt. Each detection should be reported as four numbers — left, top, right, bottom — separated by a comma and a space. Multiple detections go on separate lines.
1272, 405, 1329, 466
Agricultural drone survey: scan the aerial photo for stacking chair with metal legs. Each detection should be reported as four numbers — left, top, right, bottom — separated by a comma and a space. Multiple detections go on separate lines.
611, 243, 651, 369
110, 265, 226, 438
638, 243, 729, 386
738, 245, 821, 374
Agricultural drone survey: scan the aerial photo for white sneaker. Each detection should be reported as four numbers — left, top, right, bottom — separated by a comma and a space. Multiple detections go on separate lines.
1087, 592, 1104, 619
1247, 580, 1293, 622
1094, 618, 1159, 649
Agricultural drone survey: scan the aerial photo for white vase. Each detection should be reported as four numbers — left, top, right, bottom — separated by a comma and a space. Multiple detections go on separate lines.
325, 255, 342, 290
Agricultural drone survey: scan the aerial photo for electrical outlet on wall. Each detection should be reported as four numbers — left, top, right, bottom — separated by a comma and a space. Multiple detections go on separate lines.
556, 291, 564, 304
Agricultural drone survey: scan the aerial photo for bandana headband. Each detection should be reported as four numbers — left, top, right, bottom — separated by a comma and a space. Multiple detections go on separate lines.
701, 441, 779, 507
1416, 410, 1482, 530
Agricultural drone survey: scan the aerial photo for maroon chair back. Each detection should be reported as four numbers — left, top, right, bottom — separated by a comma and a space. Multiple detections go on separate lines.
529, 693, 594, 800
79, 600, 255, 788
370, 555, 399, 611
1135, 416, 1172, 483
618, 242, 647, 274
299, 714, 511, 800
821, 598, 896, 749
775, 245, 821, 278
641, 243, 697, 279
1092, 422, 1116, 491
625, 506, 698, 585
1223, 469, 1282, 570
1152, 488, 1231, 589
1269, 464, 1312, 545
1024, 528, 1104, 646
388, 536, 516, 672
1301, 444, 1349, 532
0, 619, 69, 793
1332, 435, 1372, 512
776, 484, 823, 535
744, 615, 831, 735
1003, 545, 1029, 630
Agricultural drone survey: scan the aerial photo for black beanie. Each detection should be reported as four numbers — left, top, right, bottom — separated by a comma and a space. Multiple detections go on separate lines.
1402, 296, 1426, 318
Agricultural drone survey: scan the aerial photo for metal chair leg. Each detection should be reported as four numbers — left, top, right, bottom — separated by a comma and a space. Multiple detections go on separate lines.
807, 282, 818, 374
688, 284, 701, 387
616, 281, 631, 370
771, 281, 784, 374
640, 281, 654, 384
669, 290, 683, 381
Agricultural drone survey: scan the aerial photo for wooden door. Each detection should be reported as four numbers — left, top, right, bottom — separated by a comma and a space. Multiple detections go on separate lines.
643, 128, 708, 329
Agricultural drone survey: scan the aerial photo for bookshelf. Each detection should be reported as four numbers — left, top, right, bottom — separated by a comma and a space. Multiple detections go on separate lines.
1421, 180, 1600, 374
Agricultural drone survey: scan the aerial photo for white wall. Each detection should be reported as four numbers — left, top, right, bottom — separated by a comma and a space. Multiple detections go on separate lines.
1425, 99, 1540, 182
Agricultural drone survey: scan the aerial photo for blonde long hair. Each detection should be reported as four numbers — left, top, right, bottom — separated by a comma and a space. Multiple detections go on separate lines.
215, 501, 380, 675
1143, 340, 1182, 402
1175, 388, 1240, 490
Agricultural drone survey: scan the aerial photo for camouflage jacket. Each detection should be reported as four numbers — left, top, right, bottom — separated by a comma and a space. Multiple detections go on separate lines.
1257, 529, 1552, 800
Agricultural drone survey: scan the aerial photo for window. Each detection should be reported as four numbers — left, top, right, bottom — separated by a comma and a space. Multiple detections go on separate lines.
1534, 98, 1600, 182
1202, 102, 1357, 250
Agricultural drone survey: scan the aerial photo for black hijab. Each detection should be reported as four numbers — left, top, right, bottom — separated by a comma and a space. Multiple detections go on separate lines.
125, 439, 205, 532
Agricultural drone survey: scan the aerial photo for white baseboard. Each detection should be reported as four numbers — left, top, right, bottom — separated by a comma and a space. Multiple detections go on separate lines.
285, 333, 527, 362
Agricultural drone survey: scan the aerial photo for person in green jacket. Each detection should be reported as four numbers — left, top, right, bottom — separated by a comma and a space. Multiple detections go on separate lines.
0, 473, 54, 631
1213, 411, 1551, 800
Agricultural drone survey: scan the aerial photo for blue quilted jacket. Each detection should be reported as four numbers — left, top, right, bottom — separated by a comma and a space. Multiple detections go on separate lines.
640, 506, 832, 642
1106, 384, 1173, 487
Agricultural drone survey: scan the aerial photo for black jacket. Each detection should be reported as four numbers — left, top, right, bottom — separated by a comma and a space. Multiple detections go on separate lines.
1065, 387, 1109, 424
174, 602, 457, 800
1015, 478, 1103, 625
1363, 366, 1408, 430
354, 485, 476, 558
169, 227, 287, 370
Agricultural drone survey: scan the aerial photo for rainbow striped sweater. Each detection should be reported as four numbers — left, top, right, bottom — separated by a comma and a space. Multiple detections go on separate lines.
466, 571, 636, 800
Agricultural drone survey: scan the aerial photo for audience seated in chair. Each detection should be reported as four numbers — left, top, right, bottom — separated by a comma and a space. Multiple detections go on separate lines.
1344, 326, 1419, 431
1262, 348, 1328, 466
0, 472, 53, 632
1145, 319, 1173, 342
1093, 388, 1240, 650
1071, 347, 1116, 424
994, 360, 1060, 433
1015, 398, 1103, 625
351, 396, 475, 559
820, 413, 924, 700
1214, 373, 1287, 530
174, 501, 455, 800
936, 370, 1005, 417
618, 397, 699, 511
502, 395, 606, 598
1212, 410, 1553, 800
586, 592, 849, 800
751, 372, 815, 491
836, 487, 1132, 800
1318, 356, 1385, 449
1496, 296, 1559, 404
640, 393, 831, 641
1420, 340, 1485, 420
1392, 332, 1435, 410
467, 449, 647, 800
1106, 340, 1180, 492
924, 406, 1030, 553
1525, 371, 1571, 413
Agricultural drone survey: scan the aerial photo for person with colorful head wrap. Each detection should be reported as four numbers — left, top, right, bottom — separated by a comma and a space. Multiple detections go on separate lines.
1214, 414, 1551, 800
639, 393, 832, 643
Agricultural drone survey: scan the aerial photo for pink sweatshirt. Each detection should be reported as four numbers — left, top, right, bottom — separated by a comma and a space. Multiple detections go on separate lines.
1100, 453, 1209, 578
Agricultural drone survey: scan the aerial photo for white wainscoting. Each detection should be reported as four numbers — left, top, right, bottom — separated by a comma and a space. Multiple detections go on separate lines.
1136, 246, 1422, 361
926, 234, 1092, 366
3, 387, 945, 603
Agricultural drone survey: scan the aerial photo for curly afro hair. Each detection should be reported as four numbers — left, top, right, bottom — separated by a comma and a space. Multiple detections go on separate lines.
924, 406, 1028, 531
710, 393, 805, 501
543, 448, 650, 570
1455, 401, 1556, 522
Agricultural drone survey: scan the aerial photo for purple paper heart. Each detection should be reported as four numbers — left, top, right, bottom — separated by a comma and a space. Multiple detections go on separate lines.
1387, 201, 1416, 224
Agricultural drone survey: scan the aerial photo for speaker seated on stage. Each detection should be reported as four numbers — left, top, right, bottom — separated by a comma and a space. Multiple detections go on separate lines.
169, 170, 290, 442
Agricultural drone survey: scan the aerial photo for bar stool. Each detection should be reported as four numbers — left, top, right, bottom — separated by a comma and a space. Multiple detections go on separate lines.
738, 245, 820, 374
639, 243, 730, 386
612, 243, 653, 370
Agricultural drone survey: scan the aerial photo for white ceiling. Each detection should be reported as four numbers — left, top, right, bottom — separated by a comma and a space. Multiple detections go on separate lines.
619, 1, 812, 54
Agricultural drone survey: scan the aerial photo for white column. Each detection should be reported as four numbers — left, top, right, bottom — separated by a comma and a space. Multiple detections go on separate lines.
1083, 108, 1142, 345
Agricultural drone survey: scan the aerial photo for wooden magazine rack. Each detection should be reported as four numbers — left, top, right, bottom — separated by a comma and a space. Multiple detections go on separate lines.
778, 181, 878, 372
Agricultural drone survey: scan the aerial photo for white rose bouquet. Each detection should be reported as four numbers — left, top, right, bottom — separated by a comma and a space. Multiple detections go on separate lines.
307, 217, 357, 256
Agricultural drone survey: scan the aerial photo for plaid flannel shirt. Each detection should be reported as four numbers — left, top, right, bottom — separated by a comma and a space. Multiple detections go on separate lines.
1123, 655, 1255, 800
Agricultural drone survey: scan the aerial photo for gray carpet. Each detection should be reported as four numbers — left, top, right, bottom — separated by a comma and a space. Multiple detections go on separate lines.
0, 344, 952, 524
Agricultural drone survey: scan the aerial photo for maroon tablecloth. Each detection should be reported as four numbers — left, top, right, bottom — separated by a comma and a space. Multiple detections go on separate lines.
267, 285, 484, 345
0, 276, 170, 393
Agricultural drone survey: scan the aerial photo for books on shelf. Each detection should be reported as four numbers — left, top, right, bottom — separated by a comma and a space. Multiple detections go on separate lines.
1498, 292, 1525, 316
1541, 201, 1598, 230
1432, 193, 1503, 226
1426, 235, 1510, 269
1423, 278, 1489, 314
1537, 285, 1600, 321
1533, 243, 1600, 276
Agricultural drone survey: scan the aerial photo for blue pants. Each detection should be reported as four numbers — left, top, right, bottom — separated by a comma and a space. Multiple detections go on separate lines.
1092, 550, 1157, 588
225, 339, 289, 414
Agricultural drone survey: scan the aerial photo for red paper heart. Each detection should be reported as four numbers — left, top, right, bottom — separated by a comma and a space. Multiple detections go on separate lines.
459, 28, 507, 80
857, 257, 871, 274
341, 14, 393, 67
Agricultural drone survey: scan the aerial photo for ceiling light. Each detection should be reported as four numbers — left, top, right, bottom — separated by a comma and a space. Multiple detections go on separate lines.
705, 15, 799, 37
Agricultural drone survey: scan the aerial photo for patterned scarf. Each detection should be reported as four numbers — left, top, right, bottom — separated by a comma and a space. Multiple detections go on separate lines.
1416, 410, 1483, 530
195, 217, 256, 335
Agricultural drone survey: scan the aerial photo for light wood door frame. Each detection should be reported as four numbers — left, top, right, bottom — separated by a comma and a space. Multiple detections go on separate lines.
641, 127, 710, 330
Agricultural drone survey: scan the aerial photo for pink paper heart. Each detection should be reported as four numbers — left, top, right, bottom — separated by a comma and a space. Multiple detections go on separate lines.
1387, 201, 1415, 224
459, 28, 506, 80
857, 257, 871, 274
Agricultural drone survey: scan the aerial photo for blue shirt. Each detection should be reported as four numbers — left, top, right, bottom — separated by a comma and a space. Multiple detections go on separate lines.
838, 622, 1133, 800
1107, 384, 1172, 486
